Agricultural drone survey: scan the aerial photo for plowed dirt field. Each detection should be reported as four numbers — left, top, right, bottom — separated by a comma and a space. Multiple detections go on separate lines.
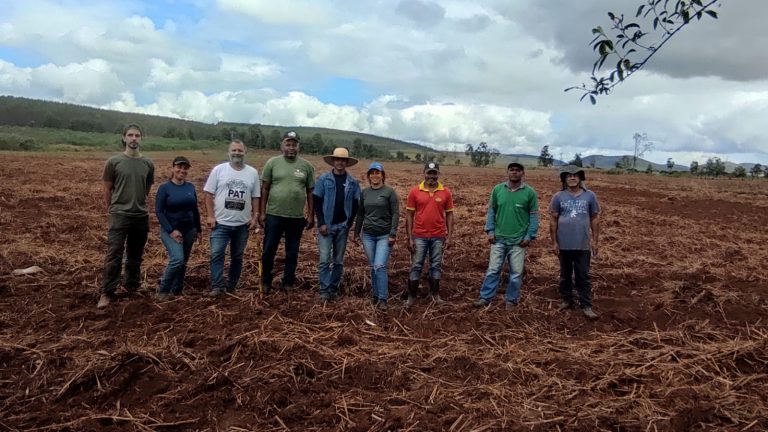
1, 151, 767, 431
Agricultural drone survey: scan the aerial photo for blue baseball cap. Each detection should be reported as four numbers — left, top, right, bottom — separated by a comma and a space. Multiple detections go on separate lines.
367, 162, 384, 173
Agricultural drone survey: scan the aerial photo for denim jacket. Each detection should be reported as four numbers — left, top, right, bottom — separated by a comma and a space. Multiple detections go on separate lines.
313, 171, 361, 227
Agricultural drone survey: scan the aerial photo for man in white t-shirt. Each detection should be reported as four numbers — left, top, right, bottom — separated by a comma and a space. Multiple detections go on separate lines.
203, 140, 261, 296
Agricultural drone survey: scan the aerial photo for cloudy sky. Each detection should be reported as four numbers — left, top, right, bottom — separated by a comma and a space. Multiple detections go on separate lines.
1, 0, 766, 165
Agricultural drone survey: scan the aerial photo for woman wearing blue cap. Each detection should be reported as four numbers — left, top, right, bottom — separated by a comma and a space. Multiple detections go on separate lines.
155, 156, 201, 300
354, 162, 400, 312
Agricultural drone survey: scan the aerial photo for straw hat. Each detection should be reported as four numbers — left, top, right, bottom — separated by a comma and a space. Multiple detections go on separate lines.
323, 147, 359, 167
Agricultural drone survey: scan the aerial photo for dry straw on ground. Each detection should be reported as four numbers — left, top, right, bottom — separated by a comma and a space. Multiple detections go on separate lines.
1, 152, 767, 431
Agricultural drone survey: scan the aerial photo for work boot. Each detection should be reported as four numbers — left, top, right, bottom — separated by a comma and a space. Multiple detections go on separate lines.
96, 294, 113, 309
582, 307, 599, 320
428, 278, 445, 304
155, 292, 170, 302
505, 301, 518, 310
557, 300, 574, 311
473, 298, 490, 308
405, 279, 419, 308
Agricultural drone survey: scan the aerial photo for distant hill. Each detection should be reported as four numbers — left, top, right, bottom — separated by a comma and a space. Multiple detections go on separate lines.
580, 155, 754, 173
0, 95, 432, 155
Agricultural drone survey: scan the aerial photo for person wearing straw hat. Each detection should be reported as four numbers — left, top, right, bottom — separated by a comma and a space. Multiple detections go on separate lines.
203, 140, 261, 297
354, 162, 399, 312
473, 162, 539, 310
313, 147, 361, 302
259, 131, 315, 292
549, 165, 601, 320
405, 161, 454, 307
155, 156, 201, 300
97, 123, 155, 309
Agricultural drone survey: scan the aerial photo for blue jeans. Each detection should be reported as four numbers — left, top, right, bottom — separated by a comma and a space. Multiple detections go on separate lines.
362, 232, 391, 301
317, 223, 350, 298
101, 214, 149, 295
262, 215, 306, 288
478, 240, 526, 304
210, 223, 249, 292
158, 228, 197, 294
409, 237, 444, 281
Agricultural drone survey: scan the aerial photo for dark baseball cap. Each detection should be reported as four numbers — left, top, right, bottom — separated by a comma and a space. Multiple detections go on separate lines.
282, 131, 300, 142
507, 162, 524, 170
172, 156, 191, 167
424, 161, 440, 172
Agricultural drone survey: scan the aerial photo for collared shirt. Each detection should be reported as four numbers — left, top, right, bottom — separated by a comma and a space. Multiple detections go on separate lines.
313, 170, 361, 227
406, 181, 455, 238
484, 181, 539, 242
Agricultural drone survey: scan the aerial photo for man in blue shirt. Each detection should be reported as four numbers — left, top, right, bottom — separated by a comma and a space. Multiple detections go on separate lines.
313, 147, 361, 301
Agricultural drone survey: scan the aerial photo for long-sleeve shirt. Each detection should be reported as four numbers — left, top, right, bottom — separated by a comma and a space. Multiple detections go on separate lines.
484, 182, 539, 243
155, 181, 201, 233
354, 185, 399, 237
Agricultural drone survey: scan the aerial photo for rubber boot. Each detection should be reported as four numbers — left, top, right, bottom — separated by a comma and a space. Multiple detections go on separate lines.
405, 279, 419, 308
428, 279, 445, 304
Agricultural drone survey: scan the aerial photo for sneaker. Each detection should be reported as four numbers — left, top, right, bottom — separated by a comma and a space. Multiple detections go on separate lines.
557, 301, 574, 311
405, 295, 417, 308
376, 300, 388, 313
96, 294, 113, 309
473, 298, 490, 308
155, 292, 170, 301
582, 307, 599, 320
208, 289, 223, 297
505, 301, 517, 310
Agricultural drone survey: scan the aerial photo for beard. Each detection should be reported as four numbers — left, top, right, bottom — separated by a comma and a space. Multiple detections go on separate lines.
230, 154, 244, 164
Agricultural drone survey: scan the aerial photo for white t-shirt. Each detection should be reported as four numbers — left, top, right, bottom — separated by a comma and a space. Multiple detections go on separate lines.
204, 162, 261, 226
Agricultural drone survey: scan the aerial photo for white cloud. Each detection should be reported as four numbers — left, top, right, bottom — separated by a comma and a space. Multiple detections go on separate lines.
217, 0, 330, 25
0, 0, 766, 165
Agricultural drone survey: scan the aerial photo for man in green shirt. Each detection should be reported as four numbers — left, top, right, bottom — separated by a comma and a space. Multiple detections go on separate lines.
98, 124, 155, 308
258, 131, 315, 291
473, 162, 539, 309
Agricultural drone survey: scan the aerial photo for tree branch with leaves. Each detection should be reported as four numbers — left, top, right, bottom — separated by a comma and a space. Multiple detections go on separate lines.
566, 0, 721, 104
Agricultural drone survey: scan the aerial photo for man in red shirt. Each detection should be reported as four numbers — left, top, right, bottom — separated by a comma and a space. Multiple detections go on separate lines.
405, 161, 454, 307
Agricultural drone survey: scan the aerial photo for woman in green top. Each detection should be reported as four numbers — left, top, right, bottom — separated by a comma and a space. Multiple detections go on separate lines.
354, 162, 400, 312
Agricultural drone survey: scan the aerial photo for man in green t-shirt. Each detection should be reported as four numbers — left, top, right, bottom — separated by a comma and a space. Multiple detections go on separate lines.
97, 124, 155, 309
258, 131, 315, 291
473, 162, 539, 309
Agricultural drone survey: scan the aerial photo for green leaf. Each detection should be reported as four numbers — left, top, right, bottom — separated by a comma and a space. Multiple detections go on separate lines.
682, 9, 690, 23
705, 10, 718, 19
691, 0, 703, 6
589, 95, 596, 105
624, 23, 640, 30
653, 17, 659, 30
635, 4, 645, 17
608, 12, 616, 20
598, 42, 609, 56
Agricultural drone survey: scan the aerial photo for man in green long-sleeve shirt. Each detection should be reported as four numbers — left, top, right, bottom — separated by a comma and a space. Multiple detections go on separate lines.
473, 162, 539, 309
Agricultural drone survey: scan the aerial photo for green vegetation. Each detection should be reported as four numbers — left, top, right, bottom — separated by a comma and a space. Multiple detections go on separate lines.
568, 0, 720, 103
465, 142, 500, 167
0, 96, 433, 157
538, 145, 554, 167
